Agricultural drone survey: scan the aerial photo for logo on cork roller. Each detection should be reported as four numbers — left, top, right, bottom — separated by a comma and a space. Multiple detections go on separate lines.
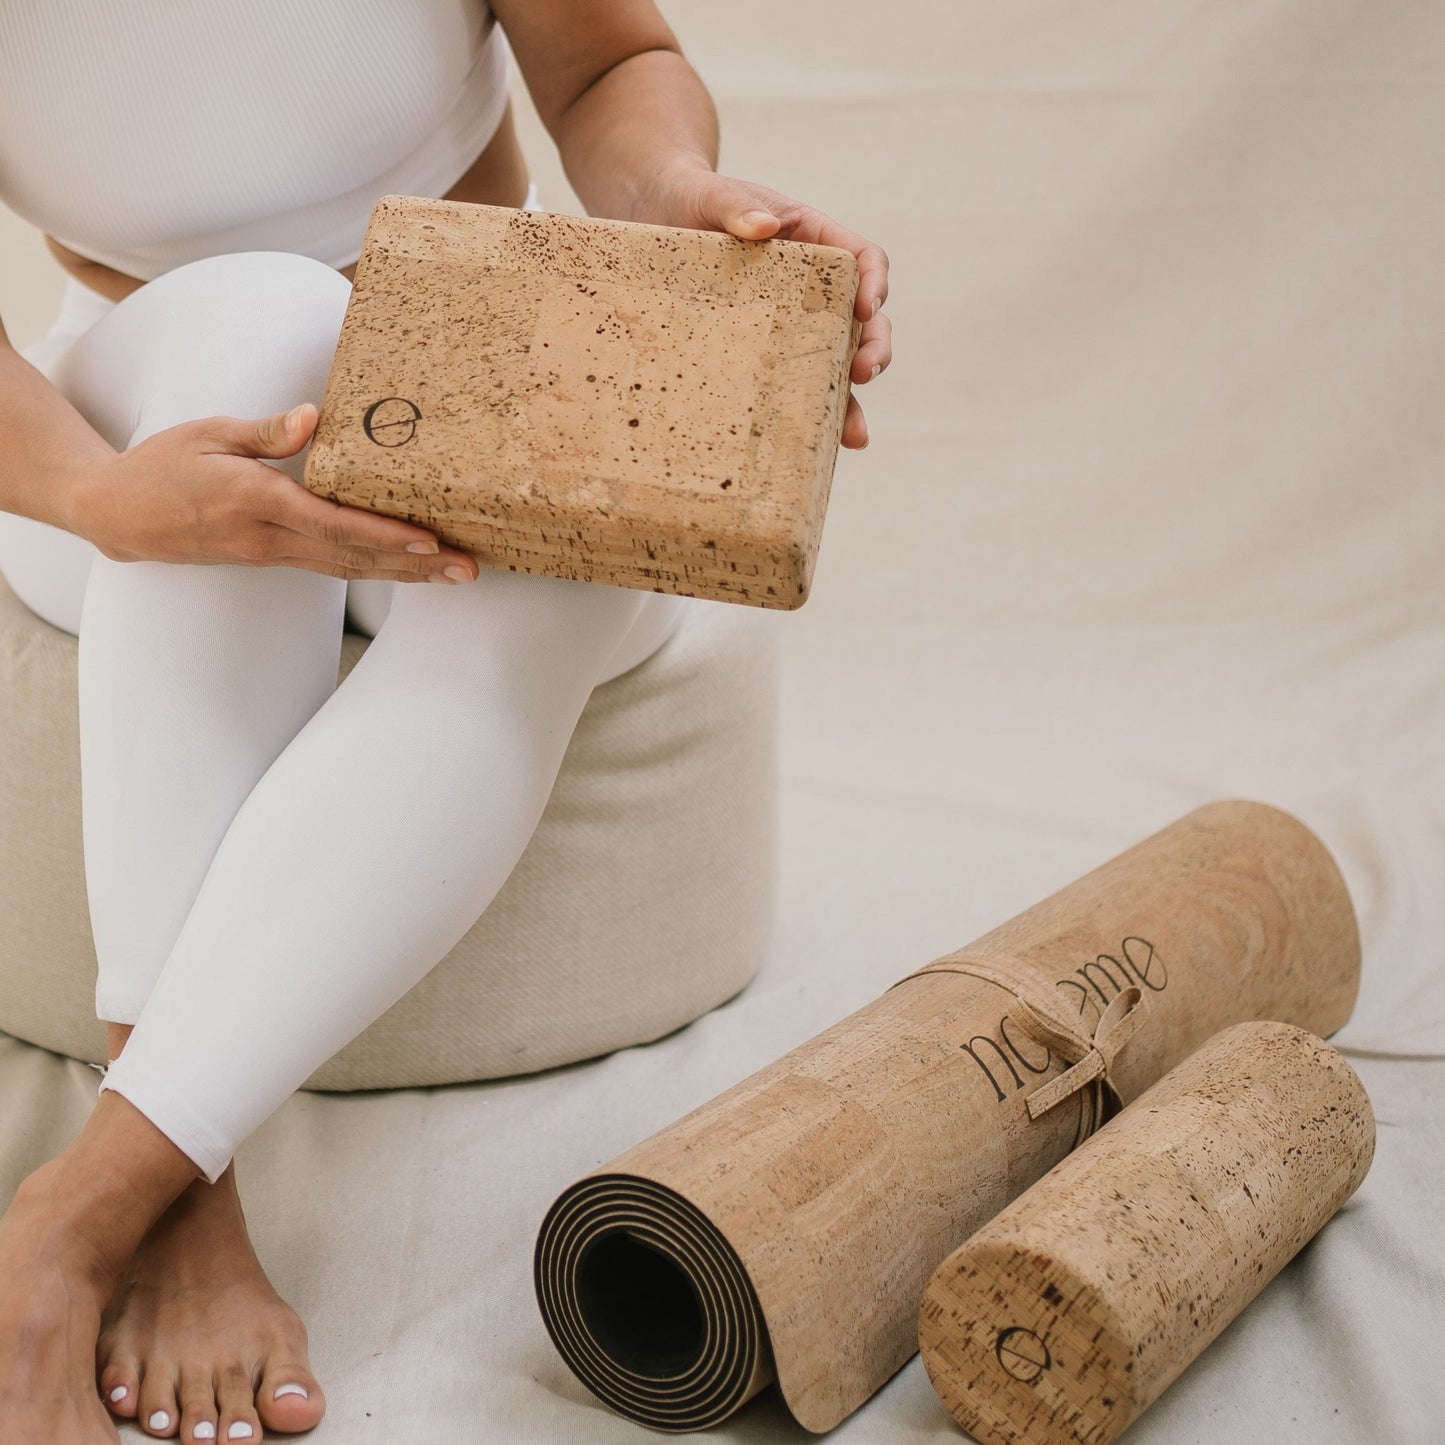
995, 1326, 1051, 1383
362, 396, 422, 447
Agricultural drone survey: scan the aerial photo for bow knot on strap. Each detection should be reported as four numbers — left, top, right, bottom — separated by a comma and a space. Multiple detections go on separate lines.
896, 956, 1149, 1139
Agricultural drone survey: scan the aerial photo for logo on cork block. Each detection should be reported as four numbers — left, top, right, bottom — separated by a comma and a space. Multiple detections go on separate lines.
362, 396, 422, 447
995, 1327, 1051, 1383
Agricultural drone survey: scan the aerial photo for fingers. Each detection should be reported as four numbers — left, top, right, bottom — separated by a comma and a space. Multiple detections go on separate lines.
252, 521, 481, 582
675, 177, 888, 453
252, 469, 478, 578
818, 224, 888, 321
840, 311, 890, 449
852, 240, 890, 323
691, 175, 784, 241
780, 205, 889, 321
851, 310, 893, 383
260, 548, 478, 583
200, 404, 317, 461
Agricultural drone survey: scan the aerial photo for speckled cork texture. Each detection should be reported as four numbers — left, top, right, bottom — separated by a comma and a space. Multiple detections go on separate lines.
302, 195, 861, 606
918, 1022, 1375, 1445
533, 801, 1362, 1434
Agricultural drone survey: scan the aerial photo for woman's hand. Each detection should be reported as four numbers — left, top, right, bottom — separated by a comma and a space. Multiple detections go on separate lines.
634, 163, 891, 449
68, 404, 479, 582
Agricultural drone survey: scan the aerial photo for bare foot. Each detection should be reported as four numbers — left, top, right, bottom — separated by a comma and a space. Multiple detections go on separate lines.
0, 1160, 124, 1444
97, 1166, 325, 1442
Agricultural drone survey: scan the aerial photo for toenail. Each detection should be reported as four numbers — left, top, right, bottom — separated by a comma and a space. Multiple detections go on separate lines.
227, 1425, 254, 1441
109, 1385, 128, 1402
274, 1383, 309, 1400
193, 1425, 216, 1441
148, 1411, 171, 1429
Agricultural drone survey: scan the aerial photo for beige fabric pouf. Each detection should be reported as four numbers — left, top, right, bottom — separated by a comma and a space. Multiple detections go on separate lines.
0, 572, 777, 1090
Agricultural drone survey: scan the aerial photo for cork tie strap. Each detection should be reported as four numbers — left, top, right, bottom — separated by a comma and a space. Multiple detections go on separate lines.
897, 957, 1148, 1133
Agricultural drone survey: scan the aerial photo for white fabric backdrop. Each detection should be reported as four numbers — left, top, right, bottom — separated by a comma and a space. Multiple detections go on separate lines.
2, 1, 1441, 1440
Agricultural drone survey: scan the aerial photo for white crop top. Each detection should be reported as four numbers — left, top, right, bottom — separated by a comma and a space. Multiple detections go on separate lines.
0, 0, 510, 281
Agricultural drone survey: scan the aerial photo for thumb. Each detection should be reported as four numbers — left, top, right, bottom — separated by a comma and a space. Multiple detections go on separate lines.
695, 178, 782, 241
220, 402, 317, 459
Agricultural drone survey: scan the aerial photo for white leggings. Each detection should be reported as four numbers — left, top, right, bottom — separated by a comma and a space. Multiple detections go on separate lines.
0, 253, 688, 1183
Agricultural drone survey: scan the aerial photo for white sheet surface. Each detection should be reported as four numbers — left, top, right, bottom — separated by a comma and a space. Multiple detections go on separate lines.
1, 0, 1441, 1440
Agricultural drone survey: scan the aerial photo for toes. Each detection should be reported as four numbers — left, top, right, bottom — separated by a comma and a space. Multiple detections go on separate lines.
177, 1362, 220, 1443
98, 1358, 142, 1418
257, 1357, 326, 1433
214, 1361, 262, 1442
137, 1362, 181, 1437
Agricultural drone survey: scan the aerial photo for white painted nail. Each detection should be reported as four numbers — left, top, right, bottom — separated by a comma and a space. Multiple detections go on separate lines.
273, 1383, 309, 1400
148, 1411, 171, 1429
194, 1425, 216, 1441
108, 1385, 128, 1402
227, 1425, 254, 1441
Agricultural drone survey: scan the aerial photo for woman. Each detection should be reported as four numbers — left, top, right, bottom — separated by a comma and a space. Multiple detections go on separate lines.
0, 2, 891, 1441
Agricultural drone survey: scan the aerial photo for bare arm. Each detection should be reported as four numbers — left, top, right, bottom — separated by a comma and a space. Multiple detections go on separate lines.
490, 1, 714, 223
0, 307, 478, 580
493, 0, 892, 448
0, 312, 113, 532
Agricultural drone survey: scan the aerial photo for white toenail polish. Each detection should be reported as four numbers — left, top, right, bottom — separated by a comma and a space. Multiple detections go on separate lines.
274, 1383, 309, 1400
194, 1426, 216, 1441
148, 1411, 170, 1429
227, 1425, 254, 1441
109, 1385, 128, 1402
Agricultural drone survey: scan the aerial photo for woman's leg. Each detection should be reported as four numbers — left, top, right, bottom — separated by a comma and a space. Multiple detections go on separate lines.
0, 253, 355, 1445
94, 536, 672, 1443
100, 561, 653, 1177
1, 250, 691, 1444
67, 253, 355, 1025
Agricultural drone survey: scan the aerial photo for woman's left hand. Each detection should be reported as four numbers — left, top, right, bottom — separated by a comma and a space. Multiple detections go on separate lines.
635, 164, 891, 449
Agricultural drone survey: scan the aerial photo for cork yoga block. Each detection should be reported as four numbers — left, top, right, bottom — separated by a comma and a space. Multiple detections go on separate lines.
533, 801, 1361, 1433
918, 1021, 1375, 1445
302, 197, 861, 607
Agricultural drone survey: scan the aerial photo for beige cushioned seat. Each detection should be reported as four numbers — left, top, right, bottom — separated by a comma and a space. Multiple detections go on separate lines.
0, 572, 777, 1090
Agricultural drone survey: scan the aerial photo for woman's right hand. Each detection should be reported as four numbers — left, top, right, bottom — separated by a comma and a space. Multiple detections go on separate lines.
69, 402, 479, 583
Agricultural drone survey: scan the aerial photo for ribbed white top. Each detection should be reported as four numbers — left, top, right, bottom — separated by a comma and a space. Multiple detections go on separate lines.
0, 0, 510, 280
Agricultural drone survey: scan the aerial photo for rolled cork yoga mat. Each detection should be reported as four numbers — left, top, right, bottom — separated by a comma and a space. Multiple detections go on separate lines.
533, 801, 1361, 1434
302, 196, 861, 607
918, 1021, 1374, 1445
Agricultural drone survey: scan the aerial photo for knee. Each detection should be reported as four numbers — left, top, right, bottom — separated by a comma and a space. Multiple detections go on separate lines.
125, 251, 352, 428
168, 249, 351, 365
159, 248, 350, 306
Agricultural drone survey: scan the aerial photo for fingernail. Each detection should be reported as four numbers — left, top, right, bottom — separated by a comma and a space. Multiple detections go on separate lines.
444, 565, 473, 583
429, 573, 456, 584
405, 540, 439, 554
109, 1386, 128, 1403
871, 297, 881, 318
194, 1425, 217, 1441
273, 1384, 309, 1400
285, 404, 310, 427
741, 209, 775, 228
228, 1425, 255, 1441
870, 363, 880, 380
148, 1411, 171, 1429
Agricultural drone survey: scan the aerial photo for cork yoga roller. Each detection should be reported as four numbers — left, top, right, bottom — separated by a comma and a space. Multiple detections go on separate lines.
533, 801, 1360, 1434
302, 196, 861, 607
919, 1021, 1375, 1445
